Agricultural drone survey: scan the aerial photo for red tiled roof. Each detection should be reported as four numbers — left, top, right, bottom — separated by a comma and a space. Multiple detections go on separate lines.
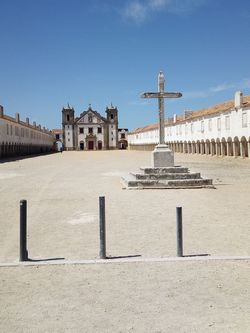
130, 95, 250, 134
52, 129, 63, 134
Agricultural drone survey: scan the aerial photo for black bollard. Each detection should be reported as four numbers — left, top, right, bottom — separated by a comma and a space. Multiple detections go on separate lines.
176, 207, 183, 257
20, 200, 28, 261
99, 196, 106, 259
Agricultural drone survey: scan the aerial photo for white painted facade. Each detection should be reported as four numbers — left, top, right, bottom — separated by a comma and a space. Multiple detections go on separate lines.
0, 105, 54, 158
128, 92, 250, 158
62, 104, 119, 151
64, 124, 74, 149
108, 123, 117, 148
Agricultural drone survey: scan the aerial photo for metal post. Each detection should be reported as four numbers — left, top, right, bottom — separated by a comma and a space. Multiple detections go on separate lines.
99, 196, 106, 259
20, 200, 28, 261
176, 207, 183, 257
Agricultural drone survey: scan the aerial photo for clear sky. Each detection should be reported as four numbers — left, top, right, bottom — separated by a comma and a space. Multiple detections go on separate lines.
1, 0, 250, 131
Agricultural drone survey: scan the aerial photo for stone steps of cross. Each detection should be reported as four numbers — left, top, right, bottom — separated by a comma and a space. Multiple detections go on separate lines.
140, 167, 189, 174
131, 172, 201, 180
121, 176, 214, 189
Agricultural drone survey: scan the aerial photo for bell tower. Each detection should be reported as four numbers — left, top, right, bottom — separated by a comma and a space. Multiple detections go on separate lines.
106, 103, 118, 149
62, 104, 75, 150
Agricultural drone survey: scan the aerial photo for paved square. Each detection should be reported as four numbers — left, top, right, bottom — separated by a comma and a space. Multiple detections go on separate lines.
0, 151, 249, 332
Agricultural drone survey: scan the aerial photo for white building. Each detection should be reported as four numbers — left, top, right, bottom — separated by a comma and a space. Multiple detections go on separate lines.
128, 91, 250, 158
118, 128, 128, 149
62, 104, 119, 151
0, 105, 54, 158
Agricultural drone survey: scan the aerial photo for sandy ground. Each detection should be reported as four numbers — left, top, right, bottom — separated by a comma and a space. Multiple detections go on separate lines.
0, 150, 249, 332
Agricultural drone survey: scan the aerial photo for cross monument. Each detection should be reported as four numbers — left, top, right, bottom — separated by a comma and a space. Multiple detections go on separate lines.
141, 71, 182, 167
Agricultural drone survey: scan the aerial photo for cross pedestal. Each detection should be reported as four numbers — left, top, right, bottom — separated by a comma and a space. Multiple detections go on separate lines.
141, 71, 182, 167
121, 71, 214, 189
152, 144, 174, 167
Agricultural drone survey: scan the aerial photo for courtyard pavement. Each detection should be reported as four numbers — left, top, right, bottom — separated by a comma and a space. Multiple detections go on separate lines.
0, 150, 249, 332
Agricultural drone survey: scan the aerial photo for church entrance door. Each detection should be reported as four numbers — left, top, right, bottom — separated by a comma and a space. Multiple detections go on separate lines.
98, 141, 102, 150
80, 142, 84, 150
88, 141, 94, 150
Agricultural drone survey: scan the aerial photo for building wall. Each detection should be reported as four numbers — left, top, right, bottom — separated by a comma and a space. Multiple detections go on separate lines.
64, 124, 74, 150
0, 107, 54, 158
128, 93, 250, 158
108, 123, 117, 148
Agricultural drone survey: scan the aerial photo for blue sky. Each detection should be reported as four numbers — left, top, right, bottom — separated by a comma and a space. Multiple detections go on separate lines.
1, 0, 250, 130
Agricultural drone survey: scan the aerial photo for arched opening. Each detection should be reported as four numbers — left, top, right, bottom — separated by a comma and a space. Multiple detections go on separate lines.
56, 140, 63, 151
98, 141, 102, 150
196, 141, 200, 154
201, 140, 205, 155
227, 137, 233, 156
179, 141, 183, 153
216, 138, 221, 156
183, 141, 187, 153
88, 141, 94, 150
205, 140, 210, 155
221, 138, 227, 156
233, 137, 240, 157
210, 140, 216, 156
240, 136, 248, 158
80, 141, 84, 150
192, 141, 196, 154
119, 140, 128, 149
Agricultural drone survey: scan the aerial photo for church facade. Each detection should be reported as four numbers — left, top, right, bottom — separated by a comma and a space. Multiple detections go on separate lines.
62, 104, 119, 150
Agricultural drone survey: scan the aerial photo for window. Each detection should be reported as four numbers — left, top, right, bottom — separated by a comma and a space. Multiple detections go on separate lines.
6, 124, 9, 135
89, 127, 93, 134
68, 138, 70, 142
208, 119, 212, 131
110, 114, 114, 119
98, 127, 102, 134
201, 121, 204, 133
217, 118, 221, 131
225, 116, 230, 130
67, 115, 70, 121
121, 133, 125, 139
242, 112, 247, 128
10, 125, 13, 135
79, 128, 84, 134
56, 134, 60, 140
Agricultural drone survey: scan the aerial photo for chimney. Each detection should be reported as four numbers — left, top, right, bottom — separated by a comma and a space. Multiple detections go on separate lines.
15, 113, 20, 122
0, 105, 3, 117
26, 117, 29, 125
33, 121, 36, 127
173, 114, 177, 123
235, 91, 243, 109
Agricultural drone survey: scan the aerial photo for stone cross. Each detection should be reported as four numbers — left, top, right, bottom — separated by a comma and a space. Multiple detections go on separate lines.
141, 71, 182, 145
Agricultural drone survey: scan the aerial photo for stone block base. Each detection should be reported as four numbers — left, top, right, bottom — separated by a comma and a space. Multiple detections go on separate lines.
152, 144, 174, 167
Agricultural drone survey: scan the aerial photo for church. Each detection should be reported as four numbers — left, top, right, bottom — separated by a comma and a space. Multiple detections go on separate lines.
62, 104, 119, 150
